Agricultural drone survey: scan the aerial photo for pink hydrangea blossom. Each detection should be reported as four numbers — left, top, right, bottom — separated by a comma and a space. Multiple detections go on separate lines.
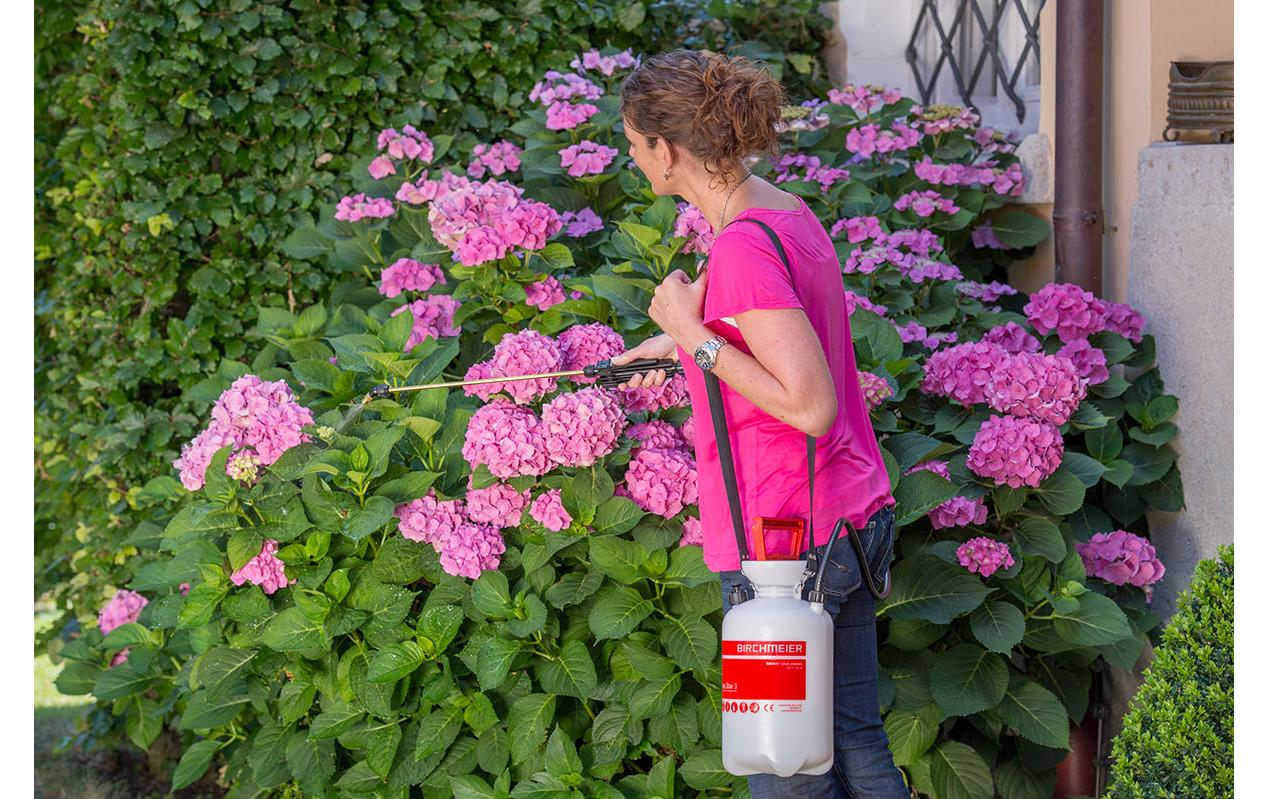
379, 258, 446, 298
530, 71, 603, 105
1024, 282, 1109, 343
990, 162, 1026, 196
626, 420, 687, 453
1058, 338, 1110, 385
556, 322, 626, 384
621, 447, 699, 518
525, 276, 567, 310
679, 417, 695, 447
956, 536, 1015, 577
827, 83, 904, 115
967, 415, 1064, 488
462, 399, 552, 478
540, 387, 627, 467
859, 372, 893, 410
679, 515, 704, 547
921, 341, 1009, 406
484, 328, 563, 403
914, 156, 1000, 188
390, 294, 463, 349
570, 48, 640, 76
461, 360, 503, 403
958, 280, 1019, 303
985, 351, 1087, 425
844, 290, 888, 317
547, 101, 600, 131
174, 375, 314, 490
770, 152, 851, 190
559, 140, 618, 176
467, 140, 522, 178
930, 496, 988, 529
1103, 301, 1146, 343
98, 589, 148, 635
529, 489, 573, 532
1076, 530, 1166, 597
396, 491, 467, 545
830, 215, 884, 243
900, 258, 963, 284
368, 155, 396, 180
970, 221, 1014, 250
560, 207, 604, 237
674, 202, 714, 254
846, 122, 923, 157
421, 172, 562, 266
376, 125, 435, 162
618, 372, 690, 412
980, 322, 1041, 354
230, 539, 290, 595
464, 480, 532, 529
334, 193, 395, 223
915, 105, 981, 135
894, 190, 960, 218
435, 521, 505, 579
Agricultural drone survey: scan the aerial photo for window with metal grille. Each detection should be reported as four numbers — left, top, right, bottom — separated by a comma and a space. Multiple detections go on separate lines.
906, 0, 1045, 135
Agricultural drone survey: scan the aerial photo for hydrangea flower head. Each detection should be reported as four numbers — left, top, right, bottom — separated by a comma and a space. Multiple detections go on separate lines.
674, 202, 714, 254
679, 515, 704, 547
830, 215, 884, 243
547, 101, 600, 131
921, 341, 1009, 406
1103, 301, 1146, 343
859, 372, 894, 410
376, 125, 435, 162
525, 276, 566, 310
621, 447, 699, 518
619, 372, 690, 412
984, 351, 1088, 425
530, 70, 603, 105
335, 193, 395, 223
970, 221, 1014, 250
956, 537, 1014, 577
529, 489, 573, 532
98, 589, 148, 635
957, 280, 1018, 303
1076, 530, 1166, 597
556, 322, 626, 383
541, 387, 627, 467
559, 140, 618, 176
930, 496, 988, 529
435, 521, 505, 579
396, 491, 467, 545
560, 207, 604, 237
980, 322, 1040, 354
626, 420, 687, 453
390, 294, 463, 349
462, 399, 552, 478
843, 290, 888, 317
464, 480, 531, 529
480, 328, 564, 403
967, 415, 1064, 488
1058, 338, 1110, 385
1024, 282, 1109, 343
467, 140, 522, 178
893, 190, 960, 218
422, 172, 562, 265
230, 539, 290, 595
379, 258, 446, 298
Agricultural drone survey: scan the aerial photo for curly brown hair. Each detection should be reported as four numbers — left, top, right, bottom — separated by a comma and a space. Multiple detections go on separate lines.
619, 48, 785, 186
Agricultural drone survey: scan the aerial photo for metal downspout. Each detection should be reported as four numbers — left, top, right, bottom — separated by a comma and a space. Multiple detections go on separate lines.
1053, 0, 1106, 296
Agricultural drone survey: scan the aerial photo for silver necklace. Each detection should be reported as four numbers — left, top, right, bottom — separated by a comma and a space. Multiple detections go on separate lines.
717, 171, 752, 233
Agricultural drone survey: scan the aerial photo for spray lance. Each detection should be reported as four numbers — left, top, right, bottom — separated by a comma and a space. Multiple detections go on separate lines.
359, 357, 682, 403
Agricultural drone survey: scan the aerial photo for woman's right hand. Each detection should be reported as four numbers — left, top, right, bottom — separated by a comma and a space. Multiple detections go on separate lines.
610, 333, 678, 389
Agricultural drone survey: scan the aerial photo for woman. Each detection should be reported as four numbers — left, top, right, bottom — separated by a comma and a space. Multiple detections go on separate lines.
611, 49, 910, 798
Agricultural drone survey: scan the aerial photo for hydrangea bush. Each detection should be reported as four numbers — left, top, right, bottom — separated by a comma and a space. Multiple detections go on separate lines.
55, 58, 1185, 799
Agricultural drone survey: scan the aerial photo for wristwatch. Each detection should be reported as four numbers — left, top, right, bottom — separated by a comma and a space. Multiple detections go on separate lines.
693, 335, 727, 372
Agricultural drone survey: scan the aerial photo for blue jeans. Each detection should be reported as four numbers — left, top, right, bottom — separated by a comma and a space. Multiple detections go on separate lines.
718, 505, 910, 799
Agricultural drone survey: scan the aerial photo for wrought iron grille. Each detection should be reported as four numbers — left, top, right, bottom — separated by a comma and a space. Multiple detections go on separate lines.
906, 0, 1046, 126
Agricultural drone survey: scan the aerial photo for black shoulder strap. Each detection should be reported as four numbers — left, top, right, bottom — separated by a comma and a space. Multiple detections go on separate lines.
702, 217, 816, 563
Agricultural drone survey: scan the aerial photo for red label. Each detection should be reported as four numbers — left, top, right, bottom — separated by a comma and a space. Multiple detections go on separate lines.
721, 657, 806, 700
722, 640, 806, 657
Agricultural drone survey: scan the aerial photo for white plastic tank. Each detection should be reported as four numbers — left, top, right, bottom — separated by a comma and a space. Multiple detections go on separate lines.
721, 559, 834, 777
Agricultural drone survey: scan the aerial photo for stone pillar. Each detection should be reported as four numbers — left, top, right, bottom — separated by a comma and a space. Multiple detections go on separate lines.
1126, 141, 1234, 624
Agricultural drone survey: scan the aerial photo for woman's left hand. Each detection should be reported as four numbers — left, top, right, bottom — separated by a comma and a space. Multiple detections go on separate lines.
649, 267, 708, 342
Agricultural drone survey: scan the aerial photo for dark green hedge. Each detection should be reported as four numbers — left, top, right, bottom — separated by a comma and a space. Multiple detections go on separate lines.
1105, 545, 1233, 799
34, 0, 832, 618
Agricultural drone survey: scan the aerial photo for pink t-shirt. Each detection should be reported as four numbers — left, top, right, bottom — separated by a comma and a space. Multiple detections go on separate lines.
674, 196, 895, 573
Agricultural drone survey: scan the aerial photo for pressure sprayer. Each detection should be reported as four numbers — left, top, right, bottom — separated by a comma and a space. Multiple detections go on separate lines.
701, 217, 892, 778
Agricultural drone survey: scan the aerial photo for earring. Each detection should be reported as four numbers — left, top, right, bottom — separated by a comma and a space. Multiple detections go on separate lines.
662, 167, 671, 181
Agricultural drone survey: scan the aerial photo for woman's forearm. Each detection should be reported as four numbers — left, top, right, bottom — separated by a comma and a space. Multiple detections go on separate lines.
675, 323, 836, 437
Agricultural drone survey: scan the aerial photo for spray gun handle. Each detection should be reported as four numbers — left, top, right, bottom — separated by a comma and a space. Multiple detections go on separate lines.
585, 358, 683, 389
